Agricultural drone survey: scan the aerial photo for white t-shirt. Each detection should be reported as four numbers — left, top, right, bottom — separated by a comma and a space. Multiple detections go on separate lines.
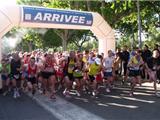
104, 56, 114, 72
88, 57, 95, 64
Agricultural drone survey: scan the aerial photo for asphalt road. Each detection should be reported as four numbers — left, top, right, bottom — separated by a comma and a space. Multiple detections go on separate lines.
0, 92, 58, 120
1, 82, 160, 120
58, 82, 160, 120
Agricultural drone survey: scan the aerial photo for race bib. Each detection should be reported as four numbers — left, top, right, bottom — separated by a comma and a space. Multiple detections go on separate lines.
14, 74, 20, 79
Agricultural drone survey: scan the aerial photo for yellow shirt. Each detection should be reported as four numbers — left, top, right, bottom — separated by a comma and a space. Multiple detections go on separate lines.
88, 63, 101, 76
68, 59, 75, 73
82, 56, 87, 63
129, 56, 143, 70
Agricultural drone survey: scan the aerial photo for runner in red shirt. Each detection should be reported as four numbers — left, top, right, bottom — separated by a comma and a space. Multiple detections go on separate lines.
41, 53, 57, 99
27, 57, 37, 95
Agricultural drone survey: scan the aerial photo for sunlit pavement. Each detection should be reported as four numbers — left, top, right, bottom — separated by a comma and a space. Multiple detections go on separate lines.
57, 82, 160, 120
25, 81, 160, 120
0, 93, 58, 120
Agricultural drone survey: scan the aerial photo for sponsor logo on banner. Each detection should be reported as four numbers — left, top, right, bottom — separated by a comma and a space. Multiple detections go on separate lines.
23, 7, 93, 26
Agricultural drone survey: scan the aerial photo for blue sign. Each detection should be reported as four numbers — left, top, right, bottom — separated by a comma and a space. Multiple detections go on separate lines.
23, 7, 93, 26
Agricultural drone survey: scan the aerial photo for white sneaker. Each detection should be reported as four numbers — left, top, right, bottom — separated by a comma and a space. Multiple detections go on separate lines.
13, 91, 17, 99
63, 90, 66, 96
3, 91, 8, 96
63, 91, 71, 98
129, 92, 134, 97
82, 86, 86, 91
92, 91, 96, 96
38, 89, 43, 94
76, 91, 81, 97
16, 91, 20, 97
106, 88, 111, 93
155, 92, 160, 97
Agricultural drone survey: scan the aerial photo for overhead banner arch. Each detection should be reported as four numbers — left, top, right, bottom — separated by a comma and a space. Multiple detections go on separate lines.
0, 5, 115, 58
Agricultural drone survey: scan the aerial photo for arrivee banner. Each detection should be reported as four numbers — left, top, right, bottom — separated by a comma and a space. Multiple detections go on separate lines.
22, 6, 93, 26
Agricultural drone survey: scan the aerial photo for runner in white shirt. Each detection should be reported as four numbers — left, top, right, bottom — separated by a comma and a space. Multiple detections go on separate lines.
103, 50, 114, 93
88, 51, 96, 64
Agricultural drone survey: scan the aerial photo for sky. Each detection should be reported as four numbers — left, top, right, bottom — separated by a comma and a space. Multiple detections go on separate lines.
0, 0, 17, 5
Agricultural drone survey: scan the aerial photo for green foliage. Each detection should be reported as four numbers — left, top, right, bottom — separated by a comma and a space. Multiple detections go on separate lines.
68, 30, 90, 50
13, 0, 160, 52
42, 29, 62, 49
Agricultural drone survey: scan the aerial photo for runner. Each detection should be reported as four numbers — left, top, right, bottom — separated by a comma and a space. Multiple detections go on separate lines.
146, 49, 160, 97
41, 53, 57, 99
27, 57, 38, 95
113, 52, 121, 81
0, 58, 11, 96
128, 50, 144, 96
56, 56, 65, 91
63, 51, 76, 97
88, 56, 102, 96
10, 53, 22, 98
121, 46, 130, 84
103, 50, 114, 93
73, 53, 85, 96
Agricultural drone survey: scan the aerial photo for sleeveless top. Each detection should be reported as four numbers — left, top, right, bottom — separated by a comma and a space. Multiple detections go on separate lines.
28, 64, 37, 77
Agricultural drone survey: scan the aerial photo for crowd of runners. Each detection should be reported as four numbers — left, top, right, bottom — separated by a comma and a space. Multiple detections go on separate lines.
0, 44, 160, 99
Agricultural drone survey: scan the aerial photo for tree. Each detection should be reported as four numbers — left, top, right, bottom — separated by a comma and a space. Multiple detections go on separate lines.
20, 29, 43, 51
69, 30, 92, 51
42, 29, 62, 49
16, 0, 160, 51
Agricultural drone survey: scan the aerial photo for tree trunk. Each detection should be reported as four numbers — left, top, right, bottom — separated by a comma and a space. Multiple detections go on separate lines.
74, 1, 79, 10
62, 30, 69, 51
28, 41, 33, 52
86, 0, 91, 11
101, 1, 105, 18
62, 38, 67, 51
54, 29, 75, 51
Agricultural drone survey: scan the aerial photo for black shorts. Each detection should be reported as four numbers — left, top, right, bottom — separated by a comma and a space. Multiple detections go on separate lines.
115, 70, 119, 75
41, 71, 55, 79
103, 72, 112, 79
28, 77, 37, 84
129, 70, 140, 77
74, 76, 83, 80
1, 74, 8, 81
89, 75, 95, 82
67, 73, 74, 81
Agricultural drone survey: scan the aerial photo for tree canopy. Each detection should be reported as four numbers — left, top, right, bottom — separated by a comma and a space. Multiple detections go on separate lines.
3, 0, 159, 52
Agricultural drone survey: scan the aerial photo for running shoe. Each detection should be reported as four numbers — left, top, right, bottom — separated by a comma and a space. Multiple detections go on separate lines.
38, 89, 43, 94
3, 91, 8, 96
13, 91, 17, 99
106, 88, 111, 93
16, 90, 21, 97
63, 91, 71, 98
76, 91, 81, 97
92, 90, 97, 96
155, 92, 160, 97
50, 93, 56, 99
129, 92, 134, 97
32, 89, 36, 96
